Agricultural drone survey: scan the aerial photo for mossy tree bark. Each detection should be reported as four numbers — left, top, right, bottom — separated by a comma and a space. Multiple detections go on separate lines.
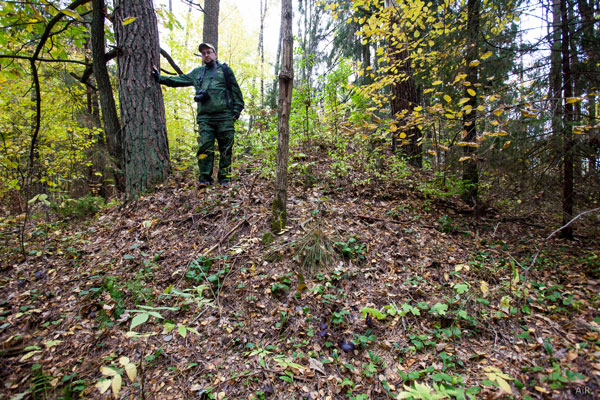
114, 0, 170, 200
271, 0, 293, 234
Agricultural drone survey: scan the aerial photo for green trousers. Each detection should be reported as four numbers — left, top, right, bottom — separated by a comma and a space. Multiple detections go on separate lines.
197, 116, 235, 183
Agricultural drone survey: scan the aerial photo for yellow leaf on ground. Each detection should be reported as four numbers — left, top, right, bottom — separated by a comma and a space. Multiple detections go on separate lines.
455, 264, 470, 272
96, 379, 111, 395
480, 281, 489, 297
497, 377, 512, 394
21, 350, 41, 361
101, 366, 118, 377
112, 374, 122, 398
125, 363, 137, 382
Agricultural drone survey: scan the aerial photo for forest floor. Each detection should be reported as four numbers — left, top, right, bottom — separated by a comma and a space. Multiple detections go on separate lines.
1, 146, 600, 400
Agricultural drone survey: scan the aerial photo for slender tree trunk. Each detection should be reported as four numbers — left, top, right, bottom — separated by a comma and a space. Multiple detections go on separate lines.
258, 0, 268, 108
560, 0, 574, 238
268, 12, 283, 109
92, 0, 125, 192
114, 0, 170, 200
461, 0, 480, 206
203, 0, 220, 50
588, 95, 597, 174
272, 0, 293, 233
361, 42, 371, 85
550, 0, 563, 179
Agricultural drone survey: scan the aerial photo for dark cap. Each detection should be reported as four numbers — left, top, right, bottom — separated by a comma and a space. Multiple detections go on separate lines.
198, 43, 216, 53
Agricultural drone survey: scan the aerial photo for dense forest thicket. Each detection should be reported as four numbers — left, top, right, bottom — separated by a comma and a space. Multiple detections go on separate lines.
0, 0, 599, 399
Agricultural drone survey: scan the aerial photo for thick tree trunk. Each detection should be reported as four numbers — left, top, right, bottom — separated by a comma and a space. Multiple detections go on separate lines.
203, 0, 220, 50
390, 47, 421, 168
560, 0, 574, 239
461, 0, 480, 206
114, 0, 170, 200
271, 0, 293, 233
91, 0, 125, 192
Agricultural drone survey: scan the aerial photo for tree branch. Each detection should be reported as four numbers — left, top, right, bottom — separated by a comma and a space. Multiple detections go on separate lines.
160, 48, 184, 75
0, 54, 90, 65
529, 207, 600, 269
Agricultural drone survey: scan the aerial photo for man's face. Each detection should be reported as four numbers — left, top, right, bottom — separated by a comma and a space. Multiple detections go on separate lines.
201, 48, 217, 64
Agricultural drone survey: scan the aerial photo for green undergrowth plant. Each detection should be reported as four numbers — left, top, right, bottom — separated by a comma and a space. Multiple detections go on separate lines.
161, 285, 214, 311
52, 195, 105, 219
60, 373, 88, 400
417, 171, 471, 200
335, 234, 366, 262
270, 273, 292, 297
82, 275, 126, 327
185, 254, 230, 291
29, 363, 53, 400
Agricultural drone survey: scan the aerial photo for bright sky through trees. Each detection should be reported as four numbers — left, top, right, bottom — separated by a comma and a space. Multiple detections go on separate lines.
155, 0, 281, 56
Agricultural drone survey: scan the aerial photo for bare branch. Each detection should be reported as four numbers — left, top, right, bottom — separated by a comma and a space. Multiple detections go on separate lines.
160, 48, 184, 75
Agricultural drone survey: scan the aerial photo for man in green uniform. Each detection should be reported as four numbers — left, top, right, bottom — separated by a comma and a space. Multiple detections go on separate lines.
152, 43, 244, 186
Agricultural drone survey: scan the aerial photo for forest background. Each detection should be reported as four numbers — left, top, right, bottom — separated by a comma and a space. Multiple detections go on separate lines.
0, 0, 599, 399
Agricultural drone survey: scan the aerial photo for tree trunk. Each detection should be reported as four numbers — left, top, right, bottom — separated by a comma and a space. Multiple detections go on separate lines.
271, 0, 293, 233
560, 0, 574, 239
550, 0, 562, 177
268, 14, 283, 109
258, 0, 268, 108
114, 0, 170, 200
389, 45, 421, 168
203, 0, 220, 50
461, 0, 480, 206
91, 0, 125, 192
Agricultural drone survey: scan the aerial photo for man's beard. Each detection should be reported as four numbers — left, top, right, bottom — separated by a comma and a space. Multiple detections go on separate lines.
205, 60, 216, 68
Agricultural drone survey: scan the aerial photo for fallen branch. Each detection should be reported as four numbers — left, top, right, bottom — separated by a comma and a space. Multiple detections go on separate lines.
529, 207, 600, 269
203, 218, 249, 255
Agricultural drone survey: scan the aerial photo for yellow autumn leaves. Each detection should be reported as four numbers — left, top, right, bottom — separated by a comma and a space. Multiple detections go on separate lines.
96, 356, 137, 398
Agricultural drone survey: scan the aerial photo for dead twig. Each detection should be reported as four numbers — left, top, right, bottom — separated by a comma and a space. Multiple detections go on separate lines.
203, 218, 249, 256
529, 207, 600, 270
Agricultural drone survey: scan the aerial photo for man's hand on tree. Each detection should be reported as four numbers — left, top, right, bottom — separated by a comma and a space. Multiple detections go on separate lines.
233, 113, 240, 121
151, 67, 160, 82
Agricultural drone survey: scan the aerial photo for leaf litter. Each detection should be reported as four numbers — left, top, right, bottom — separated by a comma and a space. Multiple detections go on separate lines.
0, 154, 599, 399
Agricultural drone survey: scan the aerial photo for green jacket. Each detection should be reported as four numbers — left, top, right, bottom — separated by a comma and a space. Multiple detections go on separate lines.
158, 62, 244, 121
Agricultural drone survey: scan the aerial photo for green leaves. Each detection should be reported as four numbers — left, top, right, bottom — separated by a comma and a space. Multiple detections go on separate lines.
127, 305, 177, 331
130, 313, 149, 330
429, 303, 448, 316
360, 307, 386, 320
